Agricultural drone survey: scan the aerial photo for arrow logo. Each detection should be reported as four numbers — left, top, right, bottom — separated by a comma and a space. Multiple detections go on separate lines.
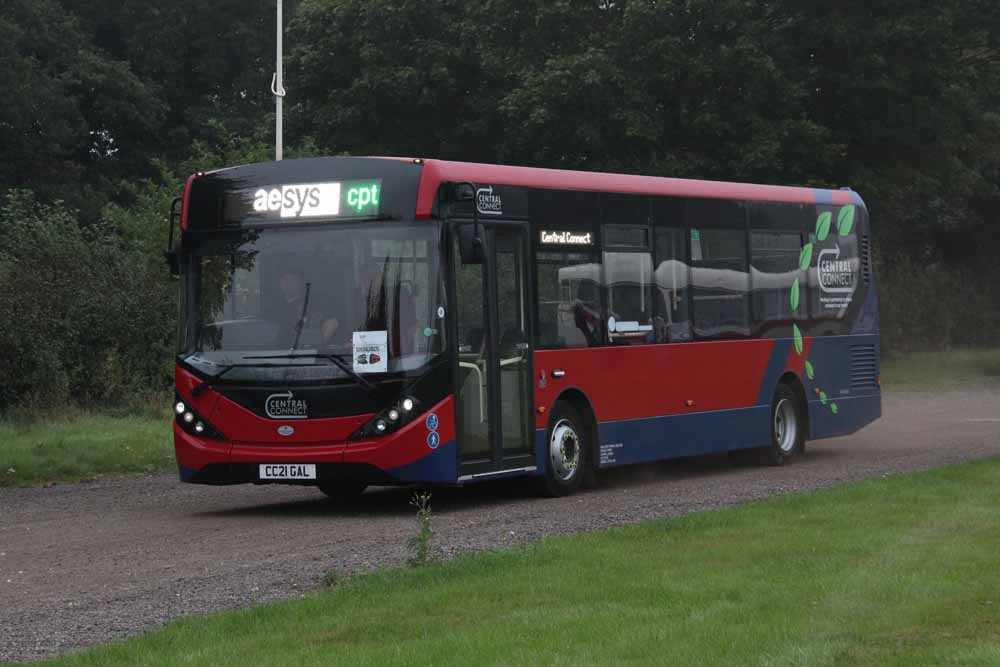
265, 390, 308, 419
817, 245, 855, 295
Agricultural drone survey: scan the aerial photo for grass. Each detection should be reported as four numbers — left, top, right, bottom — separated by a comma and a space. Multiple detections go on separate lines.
0, 411, 173, 487
881, 347, 1000, 389
34, 457, 1000, 666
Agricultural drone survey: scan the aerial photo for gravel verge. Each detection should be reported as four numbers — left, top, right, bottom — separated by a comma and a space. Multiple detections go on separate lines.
1, 388, 998, 663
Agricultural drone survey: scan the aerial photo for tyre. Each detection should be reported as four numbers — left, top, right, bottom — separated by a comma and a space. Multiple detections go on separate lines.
317, 480, 367, 500
763, 383, 805, 465
539, 401, 590, 497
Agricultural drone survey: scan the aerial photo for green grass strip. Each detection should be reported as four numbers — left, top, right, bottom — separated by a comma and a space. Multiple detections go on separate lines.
0, 412, 173, 486
38, 457, 1000, 666
881, 347, 1000, 389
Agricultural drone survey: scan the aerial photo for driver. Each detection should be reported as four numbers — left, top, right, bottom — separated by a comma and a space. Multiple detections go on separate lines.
272, 269, 309, 348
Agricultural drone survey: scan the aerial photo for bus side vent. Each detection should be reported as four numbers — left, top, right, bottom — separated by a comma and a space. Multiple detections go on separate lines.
860, 234, 871, 285
850, 344, 878, 389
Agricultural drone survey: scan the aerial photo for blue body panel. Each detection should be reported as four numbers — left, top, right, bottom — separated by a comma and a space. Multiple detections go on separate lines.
387, 439, 458, 483
594, 406, 771, 467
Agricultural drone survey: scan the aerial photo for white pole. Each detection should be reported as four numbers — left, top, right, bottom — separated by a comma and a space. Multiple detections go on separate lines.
274, 0, 284, 161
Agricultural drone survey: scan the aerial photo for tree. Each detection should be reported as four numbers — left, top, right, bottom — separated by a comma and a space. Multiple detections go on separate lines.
0, 0, 165, 218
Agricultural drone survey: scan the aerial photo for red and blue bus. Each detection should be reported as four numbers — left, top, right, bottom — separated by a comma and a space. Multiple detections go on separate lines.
168, 157, 880, 497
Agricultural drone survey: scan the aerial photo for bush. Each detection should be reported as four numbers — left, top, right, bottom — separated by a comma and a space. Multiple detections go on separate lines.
0, 190, 175, 411
876, 251, 1000, 354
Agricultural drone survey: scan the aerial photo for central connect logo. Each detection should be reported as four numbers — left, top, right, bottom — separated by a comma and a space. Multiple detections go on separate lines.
265, 390, 308, 420
476, 185, 503, 216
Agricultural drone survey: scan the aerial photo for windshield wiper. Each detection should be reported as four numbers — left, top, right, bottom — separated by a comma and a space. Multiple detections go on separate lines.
192, 365, 238, 396
243, 352, 380, 395
290, 282, 311, 352
190, 360, 324, 396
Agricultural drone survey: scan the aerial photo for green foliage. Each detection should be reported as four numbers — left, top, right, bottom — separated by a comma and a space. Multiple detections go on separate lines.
0, 191, 175, 410
408, 492, 434, 566
0, 0, 165, 219
877, 251, 1000, 353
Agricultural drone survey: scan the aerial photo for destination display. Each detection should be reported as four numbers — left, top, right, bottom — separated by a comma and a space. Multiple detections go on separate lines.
539, 230, 594, 246
223, 179, 382, 222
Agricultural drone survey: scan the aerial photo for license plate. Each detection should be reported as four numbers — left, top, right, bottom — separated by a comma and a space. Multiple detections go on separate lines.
259, 463, 316, 480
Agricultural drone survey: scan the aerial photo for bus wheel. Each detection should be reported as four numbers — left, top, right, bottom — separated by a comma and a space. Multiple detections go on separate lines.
539, 402, 589, 497
317, 481, 367, 501
764, 384, 804, 465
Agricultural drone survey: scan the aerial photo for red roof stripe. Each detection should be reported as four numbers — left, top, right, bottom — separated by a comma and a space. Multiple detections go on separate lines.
413, 159, 839, 218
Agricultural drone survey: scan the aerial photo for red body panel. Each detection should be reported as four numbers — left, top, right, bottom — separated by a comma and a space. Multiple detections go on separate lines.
173, 422, 230, 471
342, 396, 456, 470
533, 340, 776, 429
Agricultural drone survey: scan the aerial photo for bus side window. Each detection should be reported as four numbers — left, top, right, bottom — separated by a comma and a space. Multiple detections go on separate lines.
653, 227, 691, 342
689, 227, 751, 339
603, 250, 654, 345
750, 230, 804, 336
536, 251, 602, 349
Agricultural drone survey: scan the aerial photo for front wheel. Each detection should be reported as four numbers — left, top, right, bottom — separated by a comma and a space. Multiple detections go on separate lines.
539, 402, 590, 497
763, 384, 805, 465
317, 481, 367, 501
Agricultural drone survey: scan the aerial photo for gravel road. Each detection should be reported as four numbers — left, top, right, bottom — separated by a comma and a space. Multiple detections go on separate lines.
2, 388, 999, 663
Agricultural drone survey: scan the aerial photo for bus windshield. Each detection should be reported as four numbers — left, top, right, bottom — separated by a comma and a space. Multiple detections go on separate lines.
180, 221, 445, 383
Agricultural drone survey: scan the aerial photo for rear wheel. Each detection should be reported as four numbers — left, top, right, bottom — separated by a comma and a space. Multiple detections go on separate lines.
763, 383, 804, 465
317, 481, 367, 501
539, 402, 590, 497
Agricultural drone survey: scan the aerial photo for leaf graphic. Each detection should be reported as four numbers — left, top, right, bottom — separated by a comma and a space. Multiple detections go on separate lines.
793, 324, 803, 356
805, 360, 814, 380
815, 212, 832, 241
790, 277, 800, 312
798, 243, 813, 271
830, 402, 838, 414
819, 391, 828, 405
837, 205, 856, 236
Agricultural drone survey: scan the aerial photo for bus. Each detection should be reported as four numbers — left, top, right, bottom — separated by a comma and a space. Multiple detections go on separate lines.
167, 157, 881, 498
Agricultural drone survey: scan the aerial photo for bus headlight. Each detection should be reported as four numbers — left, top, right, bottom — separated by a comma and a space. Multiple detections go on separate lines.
174, 393, 225, 440
350, 397, 423, 439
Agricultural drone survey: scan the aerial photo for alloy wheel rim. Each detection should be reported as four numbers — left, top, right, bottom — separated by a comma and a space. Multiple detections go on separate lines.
774, 398, 798, 453
549, 420, 580, 481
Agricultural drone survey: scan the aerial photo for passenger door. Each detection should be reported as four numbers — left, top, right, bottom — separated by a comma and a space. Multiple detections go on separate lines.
451, 222, 534, 478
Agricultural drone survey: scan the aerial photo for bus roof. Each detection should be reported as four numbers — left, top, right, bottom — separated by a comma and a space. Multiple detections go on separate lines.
409, 158, 865, 219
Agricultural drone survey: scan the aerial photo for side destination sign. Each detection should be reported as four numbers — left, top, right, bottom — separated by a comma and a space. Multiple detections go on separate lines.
226, 179, 382, 221
540, 230, 593, 246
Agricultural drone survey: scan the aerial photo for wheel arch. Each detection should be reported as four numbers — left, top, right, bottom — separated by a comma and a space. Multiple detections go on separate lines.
777, 371, 810, 440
